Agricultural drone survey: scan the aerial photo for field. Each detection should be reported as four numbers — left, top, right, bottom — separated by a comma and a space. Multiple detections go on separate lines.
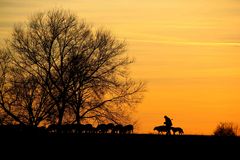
1, 132, 239, 159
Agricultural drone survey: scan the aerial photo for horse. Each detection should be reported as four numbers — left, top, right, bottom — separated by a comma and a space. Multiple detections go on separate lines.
153, 125, 169, 135
171, 127, 184, 135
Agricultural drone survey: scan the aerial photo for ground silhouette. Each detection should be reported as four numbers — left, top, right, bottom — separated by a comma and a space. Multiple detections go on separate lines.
0, 126, 239, 159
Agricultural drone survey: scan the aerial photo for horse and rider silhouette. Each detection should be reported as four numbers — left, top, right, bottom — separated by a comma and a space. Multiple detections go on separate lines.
153, 115, 184, 135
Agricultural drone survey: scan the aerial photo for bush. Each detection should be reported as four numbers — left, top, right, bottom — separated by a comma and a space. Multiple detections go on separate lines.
213, 122, 238, 136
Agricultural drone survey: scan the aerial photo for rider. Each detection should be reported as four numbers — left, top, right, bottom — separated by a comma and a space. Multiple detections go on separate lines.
164, 115, 172, 135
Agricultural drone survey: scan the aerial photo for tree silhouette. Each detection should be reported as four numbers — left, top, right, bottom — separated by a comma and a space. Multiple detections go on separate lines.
0, 9, 145, 126
0, 42, 57, 126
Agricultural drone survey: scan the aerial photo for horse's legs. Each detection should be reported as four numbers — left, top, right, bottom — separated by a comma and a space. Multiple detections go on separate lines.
166, 129, 171, 135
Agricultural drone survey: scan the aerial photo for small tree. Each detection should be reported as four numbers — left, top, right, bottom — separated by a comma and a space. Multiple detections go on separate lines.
213, 122, 238, 136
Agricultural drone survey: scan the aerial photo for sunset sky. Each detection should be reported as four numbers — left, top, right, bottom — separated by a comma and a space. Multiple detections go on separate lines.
1, 0, 240, 135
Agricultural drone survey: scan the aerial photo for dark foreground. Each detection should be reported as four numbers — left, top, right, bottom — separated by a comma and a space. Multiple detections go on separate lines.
1, 132, 239, 159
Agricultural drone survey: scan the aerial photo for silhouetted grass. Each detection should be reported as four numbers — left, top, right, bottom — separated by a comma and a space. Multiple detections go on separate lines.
0, 131, 239, 159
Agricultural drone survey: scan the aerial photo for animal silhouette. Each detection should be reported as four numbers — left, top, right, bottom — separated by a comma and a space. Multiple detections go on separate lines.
153, 125, 169, 135
171, 127, 184, 135
123, 124, 134, 134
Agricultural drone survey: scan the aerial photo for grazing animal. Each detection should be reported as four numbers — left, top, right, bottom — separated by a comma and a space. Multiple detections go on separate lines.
96, 124, 108, 134
153, 125, 169, 135
171, 127, 184, 135
112, 124, 123, 134
123, 124, 134, 134
106, 123, 115, 133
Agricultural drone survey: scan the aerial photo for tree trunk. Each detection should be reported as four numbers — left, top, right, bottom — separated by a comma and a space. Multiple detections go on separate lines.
57, 109, 64, 125
76, 107, 80, 125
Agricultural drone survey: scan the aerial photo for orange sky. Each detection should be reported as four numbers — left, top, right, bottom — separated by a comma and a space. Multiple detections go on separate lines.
1, 0, 240, 135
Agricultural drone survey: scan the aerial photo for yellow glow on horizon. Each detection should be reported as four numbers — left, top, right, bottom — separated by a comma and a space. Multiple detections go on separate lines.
1, 0, 240, 135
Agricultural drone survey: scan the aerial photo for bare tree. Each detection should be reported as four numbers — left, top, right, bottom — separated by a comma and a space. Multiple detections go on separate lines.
0, 9, 145, 126
0, 49, 54, 126
0, 49, 16, 125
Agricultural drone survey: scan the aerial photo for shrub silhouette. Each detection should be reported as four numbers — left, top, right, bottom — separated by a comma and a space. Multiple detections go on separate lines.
214, 122, 238, 136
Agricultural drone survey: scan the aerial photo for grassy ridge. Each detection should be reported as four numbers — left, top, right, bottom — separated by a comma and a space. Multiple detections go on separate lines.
1, 133, 239, 158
